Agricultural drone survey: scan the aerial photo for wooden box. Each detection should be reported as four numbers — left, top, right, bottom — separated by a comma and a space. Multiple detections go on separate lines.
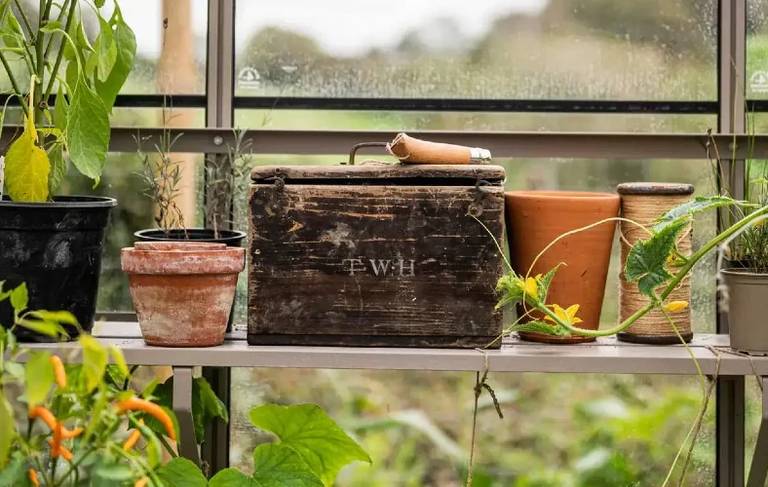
247, 164, 506, 348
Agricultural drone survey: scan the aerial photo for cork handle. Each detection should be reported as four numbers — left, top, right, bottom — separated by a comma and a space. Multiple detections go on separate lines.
387, 133, 490, 165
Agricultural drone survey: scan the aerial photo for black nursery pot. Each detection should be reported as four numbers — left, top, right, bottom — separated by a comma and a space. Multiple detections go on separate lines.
133, 228, 247, 331
0, 196, 117, 341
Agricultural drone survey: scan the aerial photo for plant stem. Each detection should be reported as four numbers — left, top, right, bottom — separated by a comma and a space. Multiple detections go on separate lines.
466, 371, 480, 487
43, 0, 76, 100
33, 0, 49, 122
550, 205, 768, 337
0, 51, 27, 116
12, 0, 34, 38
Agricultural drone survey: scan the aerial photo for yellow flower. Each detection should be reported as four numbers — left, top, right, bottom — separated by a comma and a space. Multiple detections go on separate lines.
662, 300, 689, 313
522, 276, 539, 300
545, 304, 583, 325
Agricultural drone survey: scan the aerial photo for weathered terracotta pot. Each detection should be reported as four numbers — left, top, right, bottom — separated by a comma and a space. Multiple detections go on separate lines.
505, 191, 620, 343
121, 241, 245, 347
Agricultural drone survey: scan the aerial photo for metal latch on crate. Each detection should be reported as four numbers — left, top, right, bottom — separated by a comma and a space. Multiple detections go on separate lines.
345, 133, 492, 165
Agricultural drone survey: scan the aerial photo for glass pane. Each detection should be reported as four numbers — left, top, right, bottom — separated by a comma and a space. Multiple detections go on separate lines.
748, 0, 768, 99
118, 0, 208, 94
230, 369, 713, 485
235, 0, 717, 100
235, 110, 716, 132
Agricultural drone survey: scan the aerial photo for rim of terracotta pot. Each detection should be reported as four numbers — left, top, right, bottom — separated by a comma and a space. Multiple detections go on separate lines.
505, 190, 620, 201
121, 245, 245, 275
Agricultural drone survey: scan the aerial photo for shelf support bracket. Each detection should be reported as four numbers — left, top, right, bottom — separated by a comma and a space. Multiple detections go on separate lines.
172, 366, 200, 466
747, 376, 768, 487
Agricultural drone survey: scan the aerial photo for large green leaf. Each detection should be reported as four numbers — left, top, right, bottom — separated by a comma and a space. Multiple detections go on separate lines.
653, 195, 750, 232
155, 457, 207, 487
4, 120, 50, 202
0, 396, 14, 468
625, 219, 688, 297
87, 16, 116, 82
95, 6, 135, 111
209, 445, 324, 487
25, 351, 53, 407
193, 376, 229, 441
509, 321, 570, 337
9, 283, 27, 314
249, 404, 371, 486
80, 334, 107, 392
66, 80, 110, 184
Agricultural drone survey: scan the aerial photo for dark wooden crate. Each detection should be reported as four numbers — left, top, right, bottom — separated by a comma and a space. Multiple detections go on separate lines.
247, 164, 506, 348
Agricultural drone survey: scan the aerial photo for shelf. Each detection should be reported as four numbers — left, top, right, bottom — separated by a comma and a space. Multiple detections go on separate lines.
15, 322, 768, 376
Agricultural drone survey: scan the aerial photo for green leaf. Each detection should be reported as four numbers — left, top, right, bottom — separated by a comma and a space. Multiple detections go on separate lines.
15, 318, 66, 338
9, 283, 28, 314
4, 122, 50, 202
66, 80, 109, 184
156, 457, 207, 487
249, 404, 371, 486
0, 396, 14, 468
96, 8, 136, 111
537, 263, 564, 303
193, 376, 229, 441
25, 351, 53, 407
88, 16, 116, 82
0, 455, 29, 487
209, 469, 256, 487
47, 144, 66, 195
39, 20, 63, 33
0, 2, 25, 49
108, 345, 129, 378
25, 310, 78, 327
209, 445, 324, 487
91, 462, 134, 482
653, 195, 751, 232
80, 334, 108, 392
625, 219, 688, 297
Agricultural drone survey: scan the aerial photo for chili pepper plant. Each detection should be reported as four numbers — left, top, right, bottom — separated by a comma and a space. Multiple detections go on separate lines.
0, 281, 371, 486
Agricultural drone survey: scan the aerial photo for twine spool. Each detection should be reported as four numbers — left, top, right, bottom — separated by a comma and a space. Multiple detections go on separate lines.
617, 183, 694, 344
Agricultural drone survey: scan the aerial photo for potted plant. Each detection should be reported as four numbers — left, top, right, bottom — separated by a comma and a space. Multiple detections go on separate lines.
710, 131, 768, 354
121, 241, 245, 347
134, 112, 247, 247
0, 1, 136, 338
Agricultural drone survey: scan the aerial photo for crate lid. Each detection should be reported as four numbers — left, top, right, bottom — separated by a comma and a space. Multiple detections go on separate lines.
251, 164, 506, 185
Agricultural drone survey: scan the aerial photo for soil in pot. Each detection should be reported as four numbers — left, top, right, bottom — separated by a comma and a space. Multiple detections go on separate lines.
134, 228, 247, 330
0, 196, 116, 341
121, 241, 245, 347
721, 268, 768, 355
505, 191, 620, 343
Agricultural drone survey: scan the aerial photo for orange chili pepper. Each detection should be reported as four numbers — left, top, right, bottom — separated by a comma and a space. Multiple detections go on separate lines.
51, 421, 62, 458
116, 398, 176, 441
49, 355, 67, 389
134, 477, 148, 487
123, 420, 144, 451
47, 438, 74, 461
28, 469, 40, 487
28, 406, 82, 438
61, 426, 83, 439
28, 406, 56, 430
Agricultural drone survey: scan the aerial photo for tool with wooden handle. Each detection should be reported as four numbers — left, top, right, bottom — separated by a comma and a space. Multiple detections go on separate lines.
346, 133, 492, 165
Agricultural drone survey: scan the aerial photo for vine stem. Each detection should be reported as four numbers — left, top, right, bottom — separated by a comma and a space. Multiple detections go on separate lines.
547, 205, 768, 337
466, 371, 481, 487
43, 0, 77, 100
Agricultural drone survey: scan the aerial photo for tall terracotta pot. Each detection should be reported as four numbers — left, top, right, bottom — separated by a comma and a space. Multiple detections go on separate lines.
505, 191, 620, 343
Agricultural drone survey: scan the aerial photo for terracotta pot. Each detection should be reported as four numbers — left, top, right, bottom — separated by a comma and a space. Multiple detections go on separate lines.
505, 191, 620, 343
121, 241, 245, 347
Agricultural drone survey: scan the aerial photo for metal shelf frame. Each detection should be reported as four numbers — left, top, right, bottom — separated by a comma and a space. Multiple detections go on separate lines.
17, 323, 768, 486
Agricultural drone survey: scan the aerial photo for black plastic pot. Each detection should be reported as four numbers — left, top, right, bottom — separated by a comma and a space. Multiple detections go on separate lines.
0, 196, 117, 341
133, 228, 247, 331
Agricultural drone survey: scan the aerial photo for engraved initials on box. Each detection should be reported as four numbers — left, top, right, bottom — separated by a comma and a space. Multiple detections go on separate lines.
342, 258, 416, 277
